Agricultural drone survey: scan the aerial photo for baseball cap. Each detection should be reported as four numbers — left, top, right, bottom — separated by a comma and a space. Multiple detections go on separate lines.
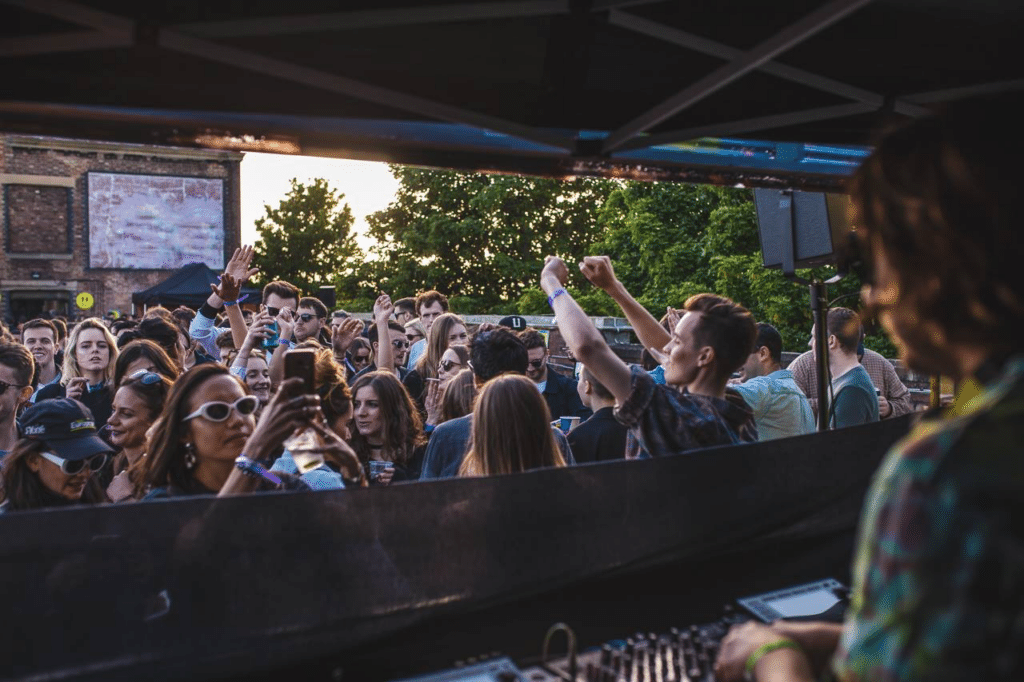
498, 315, 528, 331
20, 398, 115, 461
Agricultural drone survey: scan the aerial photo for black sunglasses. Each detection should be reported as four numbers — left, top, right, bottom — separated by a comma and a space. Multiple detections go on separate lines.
297, 313, 320, 323
392, 340, 410, 349
439, 360, 461, 372
266, 306, 280, 317
0, 379, 28, 396
527, 359, 545, 369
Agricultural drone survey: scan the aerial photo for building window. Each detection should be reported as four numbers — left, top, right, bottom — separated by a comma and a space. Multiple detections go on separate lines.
4, 184, 73, 254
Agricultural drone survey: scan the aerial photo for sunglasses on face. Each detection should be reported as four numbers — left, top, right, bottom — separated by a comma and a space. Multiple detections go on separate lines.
352, 355, 370, 364
266, 307, 281, 317
392, 340, 410, 349
128, 370, 163, 385
527, 359, 545, 369
40, 450, 108, 476
297, 313, 320, 323
439, 360, 461, 372
183, 395, 260, 422
0, 379, 28, 396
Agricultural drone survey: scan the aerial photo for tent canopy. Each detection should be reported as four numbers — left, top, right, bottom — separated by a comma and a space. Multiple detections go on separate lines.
2, 0, 1022, 190
131, 262, 261, 309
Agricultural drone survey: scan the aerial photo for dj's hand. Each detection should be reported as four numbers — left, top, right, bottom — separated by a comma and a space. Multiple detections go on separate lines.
715, 621, 813, 682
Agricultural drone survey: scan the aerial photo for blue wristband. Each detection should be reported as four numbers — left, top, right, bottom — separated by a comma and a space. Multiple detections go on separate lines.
547, 288, 568, 308
223, 299, 239, 307
235, 455, 282, 486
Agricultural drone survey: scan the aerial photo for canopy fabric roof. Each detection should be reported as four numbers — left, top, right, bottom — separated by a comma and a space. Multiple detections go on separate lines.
131, 262, 260, 308
2, 0, 1022, 189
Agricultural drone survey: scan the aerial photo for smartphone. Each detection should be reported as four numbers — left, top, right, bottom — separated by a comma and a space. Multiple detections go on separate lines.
284, 348, 316, 394
283, 348, 323, 472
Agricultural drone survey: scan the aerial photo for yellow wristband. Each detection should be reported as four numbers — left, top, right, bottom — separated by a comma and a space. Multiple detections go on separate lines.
744, 638, 801, 679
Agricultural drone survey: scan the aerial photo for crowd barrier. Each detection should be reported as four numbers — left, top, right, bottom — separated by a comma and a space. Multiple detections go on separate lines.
0, 415, 914, 681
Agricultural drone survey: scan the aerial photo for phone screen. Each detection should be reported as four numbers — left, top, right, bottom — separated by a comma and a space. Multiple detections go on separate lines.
284, 348, 316, 395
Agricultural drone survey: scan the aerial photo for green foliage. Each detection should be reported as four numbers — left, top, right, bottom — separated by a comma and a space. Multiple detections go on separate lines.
359, 168, 899, 357
252, 178, 363, 299
364, 166, 616, 311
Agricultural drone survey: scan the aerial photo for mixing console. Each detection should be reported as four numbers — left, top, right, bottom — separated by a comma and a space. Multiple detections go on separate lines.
522, 606, 747, 682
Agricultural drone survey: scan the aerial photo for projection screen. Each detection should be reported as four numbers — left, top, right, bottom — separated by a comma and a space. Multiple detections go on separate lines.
87, 172, 225, 270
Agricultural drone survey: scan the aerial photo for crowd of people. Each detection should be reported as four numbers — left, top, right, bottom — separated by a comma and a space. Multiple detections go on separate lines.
0, 109, 1020, 679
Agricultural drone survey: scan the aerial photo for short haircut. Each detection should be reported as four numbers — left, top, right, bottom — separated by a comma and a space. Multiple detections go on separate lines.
469, 328, 528, 382
0, 341, 35, 386
214, 330, 236, 349
298, 296, 328, 319
753, 323, 783, 365
518, 328, 547, 351
170, 306, 195, 333
395, 298, 416, 314
368, 320, 406, 345
684, 293, 756, 379
263, 280, 301, 305
136, 316, 182, 365
415, 290, 449, 315
826, 307, 862, 353
52, 317, 67, 341
21, 319, 57, 343
581, 366, 613, 401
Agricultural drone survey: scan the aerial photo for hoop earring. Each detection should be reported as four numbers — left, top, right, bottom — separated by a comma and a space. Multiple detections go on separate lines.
184, 443, 197, 470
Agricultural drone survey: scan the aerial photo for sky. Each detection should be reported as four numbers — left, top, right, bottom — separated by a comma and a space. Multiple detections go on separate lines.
239, 152, 399, 250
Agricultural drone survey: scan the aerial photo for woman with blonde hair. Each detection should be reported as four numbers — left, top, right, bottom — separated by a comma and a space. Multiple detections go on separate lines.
459, 374, 565, 477
36, 317, 119, 428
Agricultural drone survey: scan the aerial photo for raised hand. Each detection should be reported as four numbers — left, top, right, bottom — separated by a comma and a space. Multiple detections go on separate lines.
210, 272, 241, 303
541, 255, 570, 288
424, 378, 443, 426
665, 306, 682, 332
579, 255, 619, 291
241, 311, 275, 351
332, 317, 364, 355
307, 420, 365, 484
244, 378, 320, 462
224, 245, 259, 286
373, 293, 395, 325
276, 307, 295, 343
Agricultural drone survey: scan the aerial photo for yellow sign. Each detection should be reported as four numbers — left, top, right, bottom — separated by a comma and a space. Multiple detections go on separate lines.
76, 292, 94, 310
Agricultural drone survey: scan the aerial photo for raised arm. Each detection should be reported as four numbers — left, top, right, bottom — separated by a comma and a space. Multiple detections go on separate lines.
373, 293, 396, 376
541, 257, 633, 406
580, 256, 672, 352
222, 246, 260, 348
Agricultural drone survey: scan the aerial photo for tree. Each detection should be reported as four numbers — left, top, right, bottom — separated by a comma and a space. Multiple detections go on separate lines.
361, 166, 616, 313
252, 178, 363, 298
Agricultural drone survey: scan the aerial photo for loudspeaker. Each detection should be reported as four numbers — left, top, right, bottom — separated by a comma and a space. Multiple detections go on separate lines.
753, 189, 855, 272
316, 285, 336, 310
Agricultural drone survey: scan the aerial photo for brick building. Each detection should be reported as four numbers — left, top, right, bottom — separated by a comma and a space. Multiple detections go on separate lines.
0, 135, 242, 326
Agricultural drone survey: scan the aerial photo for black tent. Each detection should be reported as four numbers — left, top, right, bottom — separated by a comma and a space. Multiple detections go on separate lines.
2, 1, 1022, 190
130, 262, 261, 309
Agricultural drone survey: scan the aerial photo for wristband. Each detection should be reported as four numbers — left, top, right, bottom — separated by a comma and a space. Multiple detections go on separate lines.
278, 338, 293, 350
234, 455, 283, 487
223, 299, 239, 307
744, 639, 801, 681
547, 288, 568, 308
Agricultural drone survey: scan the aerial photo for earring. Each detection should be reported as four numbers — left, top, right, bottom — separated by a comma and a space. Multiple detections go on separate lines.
184, 443, 197, 470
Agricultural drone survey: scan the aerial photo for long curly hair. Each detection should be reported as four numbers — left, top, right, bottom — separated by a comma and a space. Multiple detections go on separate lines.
348, 371, 424, 467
